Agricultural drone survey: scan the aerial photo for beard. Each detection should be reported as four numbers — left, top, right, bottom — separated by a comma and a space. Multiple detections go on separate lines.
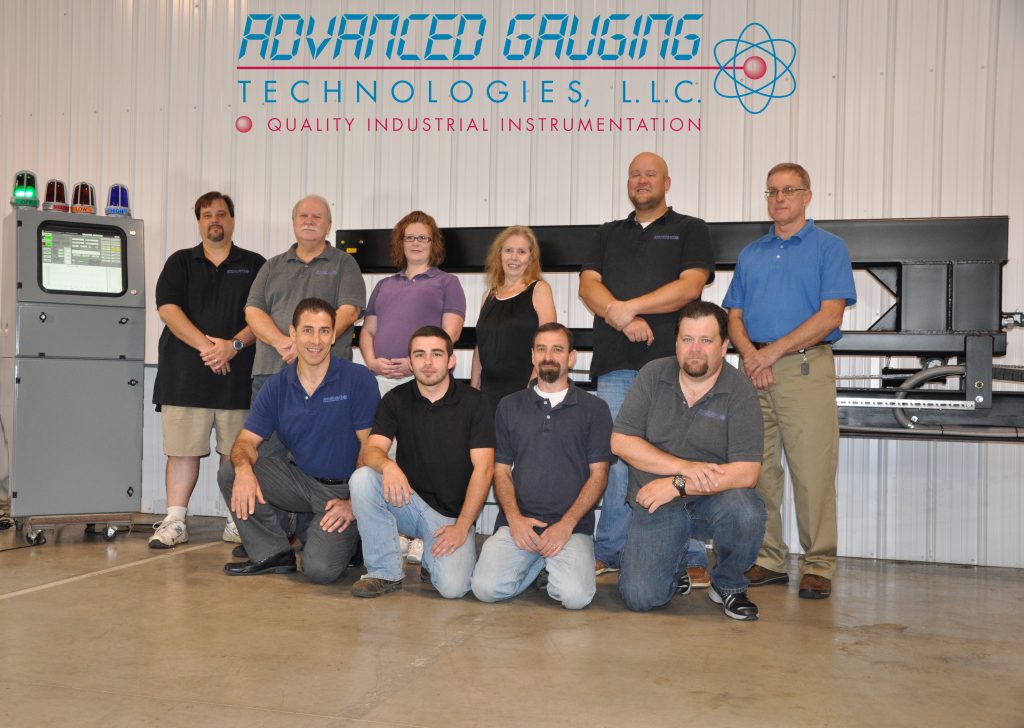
683, 359, 710, 378
537, 362, 562, 383
208, 226, 225, 242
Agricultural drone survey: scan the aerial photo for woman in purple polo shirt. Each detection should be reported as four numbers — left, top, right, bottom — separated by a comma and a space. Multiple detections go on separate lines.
471, 225, 557, 416
360, 210, 466, 394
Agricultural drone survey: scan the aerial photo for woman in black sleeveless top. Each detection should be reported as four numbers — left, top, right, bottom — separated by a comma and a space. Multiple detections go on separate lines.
471, 225, 557, 416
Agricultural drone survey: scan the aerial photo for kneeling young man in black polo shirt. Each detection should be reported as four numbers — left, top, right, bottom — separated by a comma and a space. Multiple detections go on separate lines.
350, 326, 495, 598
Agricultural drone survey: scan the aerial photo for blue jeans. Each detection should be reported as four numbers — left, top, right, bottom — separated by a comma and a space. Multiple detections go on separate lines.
472, 527, 596, 610
619, 489, 766, 612
349, 466, 475, 599
593, 369, 637, 566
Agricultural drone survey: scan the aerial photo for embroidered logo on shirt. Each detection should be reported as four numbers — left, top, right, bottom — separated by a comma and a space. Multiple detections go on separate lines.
225, 268, 251, 275
698, 407, 726, 421
652, 234, 680, 240
322, 394, 349, 403
312, 269, 338, 276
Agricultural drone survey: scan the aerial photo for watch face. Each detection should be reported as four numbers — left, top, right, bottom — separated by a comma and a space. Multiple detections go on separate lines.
232, 339, 243, 351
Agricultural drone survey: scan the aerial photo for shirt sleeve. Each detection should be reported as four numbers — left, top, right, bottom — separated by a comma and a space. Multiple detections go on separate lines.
370, 390, 400, 441
364, 279, 383, 317
613, 366, 654, 437
679, 218, 715, 285
580, 224, 609, 275
722, 251, 747, 310
441, 273, 467, 317
336, 253, 367, 313
350, 366, 382, 431
820, 237, 857, 306
493, 398, 515, 466
245, 258, 272, 312
468, 390, 497, 450
585, 396, 615, 463
243, 375, 279, 439
155, 251, 187, 309
725, 390, 765, 463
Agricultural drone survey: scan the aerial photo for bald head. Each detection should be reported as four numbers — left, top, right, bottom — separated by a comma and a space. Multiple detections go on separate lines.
627, 152, 671, 219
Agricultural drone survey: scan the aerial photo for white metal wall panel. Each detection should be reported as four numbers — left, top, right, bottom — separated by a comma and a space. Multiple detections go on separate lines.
1, 0, 1022, 566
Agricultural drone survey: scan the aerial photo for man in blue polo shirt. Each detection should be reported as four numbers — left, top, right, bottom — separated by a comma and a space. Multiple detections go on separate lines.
723, 162, 857, 600
471, 323, 613, 610
218, 298, 379, 582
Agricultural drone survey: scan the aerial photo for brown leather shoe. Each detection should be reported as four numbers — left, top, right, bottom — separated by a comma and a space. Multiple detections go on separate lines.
798, 574, 832, 599
686, 566, 711, 589
745, 564, 790, 586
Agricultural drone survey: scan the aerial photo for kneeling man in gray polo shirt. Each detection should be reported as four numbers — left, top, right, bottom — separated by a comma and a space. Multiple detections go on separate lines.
472, 323, 613, 609
614, 301, 767, 620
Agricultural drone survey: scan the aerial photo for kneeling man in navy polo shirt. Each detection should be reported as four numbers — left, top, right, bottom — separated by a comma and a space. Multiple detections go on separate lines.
350, 326, 494, 598
614, 301, 767, 620
471, 323, 613, 609
218, 297, 379, 582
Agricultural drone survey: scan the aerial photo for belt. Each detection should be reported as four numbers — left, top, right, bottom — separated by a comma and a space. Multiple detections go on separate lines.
288, 460, 348, 486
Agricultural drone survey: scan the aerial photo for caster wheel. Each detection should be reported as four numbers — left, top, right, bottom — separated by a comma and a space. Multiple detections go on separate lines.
102, 526, 118, 542
84, 523, 99, 535
26, 530, 46, 546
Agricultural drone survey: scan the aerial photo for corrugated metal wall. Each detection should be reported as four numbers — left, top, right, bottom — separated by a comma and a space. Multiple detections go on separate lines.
2, 0, 1021, 566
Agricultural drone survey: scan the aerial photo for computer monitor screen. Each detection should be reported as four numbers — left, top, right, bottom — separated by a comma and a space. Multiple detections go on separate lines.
38, 222, 127, 296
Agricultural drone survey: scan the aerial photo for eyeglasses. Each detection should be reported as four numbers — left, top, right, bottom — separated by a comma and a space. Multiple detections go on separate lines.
764, 186, 808, 200
403, 235, 432, 243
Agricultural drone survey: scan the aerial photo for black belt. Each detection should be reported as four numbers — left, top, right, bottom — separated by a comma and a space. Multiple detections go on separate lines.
288, 460, 347, 486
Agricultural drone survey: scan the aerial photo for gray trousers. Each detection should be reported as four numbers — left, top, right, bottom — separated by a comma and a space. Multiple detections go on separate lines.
218, 457, 358, 584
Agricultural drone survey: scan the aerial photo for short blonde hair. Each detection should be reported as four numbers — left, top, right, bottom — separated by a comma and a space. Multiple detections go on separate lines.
766, 163, 811, 189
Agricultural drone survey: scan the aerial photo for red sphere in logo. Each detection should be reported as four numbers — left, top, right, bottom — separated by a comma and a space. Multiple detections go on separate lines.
235, 116, 253, 133
743, 56, 767, 80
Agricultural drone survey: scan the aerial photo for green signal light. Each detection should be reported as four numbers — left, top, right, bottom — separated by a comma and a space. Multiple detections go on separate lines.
10, 170, 39, 208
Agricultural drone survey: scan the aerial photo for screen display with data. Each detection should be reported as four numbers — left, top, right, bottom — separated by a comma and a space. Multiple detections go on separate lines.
38, 223, 127, 296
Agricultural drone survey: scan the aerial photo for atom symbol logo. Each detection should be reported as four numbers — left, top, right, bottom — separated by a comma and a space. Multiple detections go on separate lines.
713, 23, 797, 115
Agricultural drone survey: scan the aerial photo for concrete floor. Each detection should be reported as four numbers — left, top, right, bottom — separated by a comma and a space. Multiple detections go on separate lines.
1, 517, 1021, 728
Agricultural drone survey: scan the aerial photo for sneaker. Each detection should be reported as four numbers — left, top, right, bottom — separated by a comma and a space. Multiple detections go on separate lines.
399, 535, 413, 557
687, 566, 711, 589
676, 571, 692, 596
745, 564, 790, 586
798, 574, 832, 600
222, 516, 241, 543
708, 584, 759, 621
406, 538, 424, 564
595, 560, 619, 576
149, 518, 188, 549
351, 577, 403, 598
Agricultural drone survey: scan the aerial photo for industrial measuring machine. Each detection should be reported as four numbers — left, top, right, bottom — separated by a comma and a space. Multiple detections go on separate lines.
1, 175, 145, 544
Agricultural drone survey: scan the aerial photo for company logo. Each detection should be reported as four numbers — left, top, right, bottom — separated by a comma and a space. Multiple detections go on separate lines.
713, 23, 796, 115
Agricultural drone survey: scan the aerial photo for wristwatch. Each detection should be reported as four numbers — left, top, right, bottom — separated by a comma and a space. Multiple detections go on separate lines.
232, 338, 244, 352
672, 474, 687, 498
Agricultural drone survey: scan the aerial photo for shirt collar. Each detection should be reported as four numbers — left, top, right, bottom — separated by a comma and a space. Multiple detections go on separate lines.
767, 218, 816, 245
191, 242, 242, 264
656, 357, 737, 399
397, 266, 440, 281
528, 380, 579, 408
284, 356, 342, 391
412, 373, 461, 406
285, 242, 334, 263
626, 206, 674, 227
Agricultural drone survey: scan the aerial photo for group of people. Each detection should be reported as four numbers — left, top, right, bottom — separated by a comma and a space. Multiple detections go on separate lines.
151, 152, 856, 621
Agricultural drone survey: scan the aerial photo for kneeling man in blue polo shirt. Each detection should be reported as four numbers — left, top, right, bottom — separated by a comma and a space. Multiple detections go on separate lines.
472, 323, 613, 609
614, 301, 767, 620
218, 297, 379, 582
350, 326, 494, 598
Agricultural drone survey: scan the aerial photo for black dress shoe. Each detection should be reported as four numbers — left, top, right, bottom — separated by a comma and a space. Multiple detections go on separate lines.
232, 544, 247, 559
223, 549, 296, 576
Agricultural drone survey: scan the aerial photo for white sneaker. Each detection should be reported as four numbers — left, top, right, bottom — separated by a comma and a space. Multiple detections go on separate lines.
149, 518, 188, 549
406, 538, 424, 564
399, 535, 412, 557
222, 516, 242, 543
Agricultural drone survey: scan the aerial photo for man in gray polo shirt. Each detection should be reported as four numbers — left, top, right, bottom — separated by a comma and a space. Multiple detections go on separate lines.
245, 194, 365, 397
471, 323, 613, 610
613, 301, 766, 620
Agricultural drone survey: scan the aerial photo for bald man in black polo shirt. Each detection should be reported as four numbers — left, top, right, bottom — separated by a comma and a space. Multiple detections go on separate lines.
349, 326, 495, 599
151, 191, 265, 548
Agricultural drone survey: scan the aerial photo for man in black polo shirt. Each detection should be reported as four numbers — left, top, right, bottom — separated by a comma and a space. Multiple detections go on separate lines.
150, 191, 265, 548
471, 323, 612, 610
350, 326, 494, 598
579, 152, 714, 578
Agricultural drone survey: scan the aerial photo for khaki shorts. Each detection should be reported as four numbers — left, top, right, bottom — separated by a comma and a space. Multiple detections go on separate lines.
162, 406, 248, 457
